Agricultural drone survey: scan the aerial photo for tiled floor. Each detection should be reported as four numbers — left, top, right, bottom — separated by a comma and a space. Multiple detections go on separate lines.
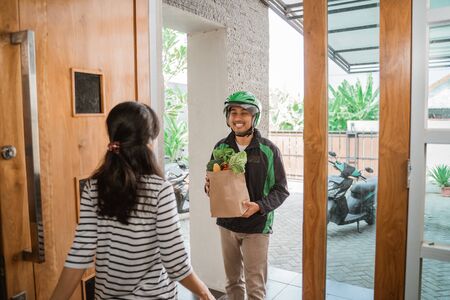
178, 266, 373, 300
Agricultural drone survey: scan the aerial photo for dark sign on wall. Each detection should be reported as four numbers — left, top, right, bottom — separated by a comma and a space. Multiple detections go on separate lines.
72, 69, 104, 115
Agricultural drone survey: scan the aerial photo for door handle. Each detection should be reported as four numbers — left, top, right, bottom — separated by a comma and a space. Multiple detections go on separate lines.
10, 30, 45, 263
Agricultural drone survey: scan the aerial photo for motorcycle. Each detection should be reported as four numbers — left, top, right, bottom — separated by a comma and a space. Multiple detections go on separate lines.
327, 151, 377, 232
165, 159, 189, 214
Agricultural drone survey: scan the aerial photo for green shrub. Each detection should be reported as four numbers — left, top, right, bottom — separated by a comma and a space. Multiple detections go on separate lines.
428, 164, 450, 188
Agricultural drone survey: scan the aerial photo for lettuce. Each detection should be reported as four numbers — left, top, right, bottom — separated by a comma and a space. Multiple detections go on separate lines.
229, 151, 247, 174
212, 145, 235, 162
208, 144, 247, 174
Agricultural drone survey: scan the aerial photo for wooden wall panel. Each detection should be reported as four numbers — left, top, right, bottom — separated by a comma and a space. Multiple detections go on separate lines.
375, 0, 412, 299
302, 0, 328, 299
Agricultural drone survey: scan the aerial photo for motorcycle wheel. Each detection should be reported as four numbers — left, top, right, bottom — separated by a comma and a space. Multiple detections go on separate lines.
365, 209, 376, 225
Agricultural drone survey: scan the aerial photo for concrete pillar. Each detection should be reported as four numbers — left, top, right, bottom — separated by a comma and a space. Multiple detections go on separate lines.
188, 28, 228, 291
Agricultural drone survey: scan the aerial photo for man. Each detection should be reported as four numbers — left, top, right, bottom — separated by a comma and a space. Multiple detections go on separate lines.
205, 91, 290, 300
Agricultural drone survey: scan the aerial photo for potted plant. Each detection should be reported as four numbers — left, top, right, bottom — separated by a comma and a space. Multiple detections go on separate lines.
428, 164, 450, 197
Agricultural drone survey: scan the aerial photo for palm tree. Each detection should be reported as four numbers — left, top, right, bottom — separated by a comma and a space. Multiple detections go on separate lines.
328, 74, 379, 131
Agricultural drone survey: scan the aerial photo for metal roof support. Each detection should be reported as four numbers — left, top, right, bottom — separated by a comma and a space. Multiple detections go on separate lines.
262, 0, 450, 73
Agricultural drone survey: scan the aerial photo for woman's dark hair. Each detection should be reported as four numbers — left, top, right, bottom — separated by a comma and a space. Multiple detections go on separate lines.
92, 101, 163, 224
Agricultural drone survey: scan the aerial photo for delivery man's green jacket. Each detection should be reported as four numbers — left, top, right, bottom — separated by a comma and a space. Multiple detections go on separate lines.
211, 129, 290, 234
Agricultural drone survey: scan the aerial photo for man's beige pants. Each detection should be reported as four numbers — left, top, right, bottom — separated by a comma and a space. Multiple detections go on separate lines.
219, 227, 270, 300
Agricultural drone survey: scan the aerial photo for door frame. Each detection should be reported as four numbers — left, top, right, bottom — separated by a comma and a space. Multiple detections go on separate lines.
374, 1, 411, 299
149, 0, 165, 165
406, 2, 450, 299
302, 0, 328, 298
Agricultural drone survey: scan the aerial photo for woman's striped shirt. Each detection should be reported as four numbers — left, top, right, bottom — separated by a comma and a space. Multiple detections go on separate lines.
64, 175, 192, 299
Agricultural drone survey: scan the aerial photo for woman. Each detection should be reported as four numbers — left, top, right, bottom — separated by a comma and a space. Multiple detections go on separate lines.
51, 101, 214, 299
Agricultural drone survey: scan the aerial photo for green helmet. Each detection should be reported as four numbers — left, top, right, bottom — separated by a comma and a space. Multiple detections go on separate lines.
224, 91, 262, 127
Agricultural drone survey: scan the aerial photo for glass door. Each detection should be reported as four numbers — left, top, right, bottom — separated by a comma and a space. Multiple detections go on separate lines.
407, 1, 450, 299
326, 1, 380, 299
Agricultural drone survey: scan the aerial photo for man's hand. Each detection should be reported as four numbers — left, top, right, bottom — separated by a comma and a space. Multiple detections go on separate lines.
241, 201, 260, 218
204, 175, 210, 196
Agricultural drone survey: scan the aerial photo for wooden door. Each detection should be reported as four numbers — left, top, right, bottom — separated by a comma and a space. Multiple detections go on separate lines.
0, 0, 149, 298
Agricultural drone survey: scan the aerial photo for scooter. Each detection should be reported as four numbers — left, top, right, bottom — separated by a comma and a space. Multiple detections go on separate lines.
165, 159, 189, 214
327, 151, 377, 232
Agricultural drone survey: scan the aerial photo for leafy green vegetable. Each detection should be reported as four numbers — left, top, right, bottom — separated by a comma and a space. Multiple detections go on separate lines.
207, 144, 247, 174
212, 144, 235, 162
228, 151, 247, 174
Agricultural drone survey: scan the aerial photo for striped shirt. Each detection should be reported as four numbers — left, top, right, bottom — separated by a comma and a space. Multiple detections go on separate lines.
65, 175, 192, 299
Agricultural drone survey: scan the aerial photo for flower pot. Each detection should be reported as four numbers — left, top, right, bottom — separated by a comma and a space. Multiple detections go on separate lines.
441, 187, 450, 197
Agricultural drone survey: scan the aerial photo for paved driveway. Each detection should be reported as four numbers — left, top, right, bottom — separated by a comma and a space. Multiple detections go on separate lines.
269, 184, 450, 299
269, 190, 376, 288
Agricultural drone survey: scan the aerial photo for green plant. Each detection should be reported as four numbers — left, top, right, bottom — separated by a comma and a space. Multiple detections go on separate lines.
165, 86, 187, 118
163, 28, 188, 163
428, 164, 450, 188
269, 89, 303, 131
164, 114, 188, 163
163, 28, 187, 83
164, 86, 188, 162
328, 74, 379, 131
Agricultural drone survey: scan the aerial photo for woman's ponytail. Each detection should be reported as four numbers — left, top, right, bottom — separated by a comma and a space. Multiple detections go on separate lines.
92, 102, 162, 224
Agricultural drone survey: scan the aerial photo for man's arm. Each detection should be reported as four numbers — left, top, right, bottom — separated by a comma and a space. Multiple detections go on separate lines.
255, 145, 290, 214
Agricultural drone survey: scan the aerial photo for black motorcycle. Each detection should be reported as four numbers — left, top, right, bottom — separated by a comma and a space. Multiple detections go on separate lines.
165, 159, 189, 214
327, 151, 377, 232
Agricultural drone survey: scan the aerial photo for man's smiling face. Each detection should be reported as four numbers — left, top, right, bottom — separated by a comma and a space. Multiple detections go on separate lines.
228, 106, 253, 135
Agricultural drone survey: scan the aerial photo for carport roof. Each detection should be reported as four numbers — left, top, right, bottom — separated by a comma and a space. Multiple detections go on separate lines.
262, 0, 450, 73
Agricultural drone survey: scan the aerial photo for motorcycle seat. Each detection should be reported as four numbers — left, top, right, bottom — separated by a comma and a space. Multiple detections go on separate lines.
350, 177, 377, 196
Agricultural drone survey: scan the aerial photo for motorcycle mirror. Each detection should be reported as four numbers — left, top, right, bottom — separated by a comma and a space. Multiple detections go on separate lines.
328, 151, 337, 157
365, 167, 374, 173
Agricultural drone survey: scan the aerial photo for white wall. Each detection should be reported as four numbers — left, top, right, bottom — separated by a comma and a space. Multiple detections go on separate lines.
188, 28, 229, 291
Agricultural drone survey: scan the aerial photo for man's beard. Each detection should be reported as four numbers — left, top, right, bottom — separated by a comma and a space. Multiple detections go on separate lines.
234, 127, 254, 137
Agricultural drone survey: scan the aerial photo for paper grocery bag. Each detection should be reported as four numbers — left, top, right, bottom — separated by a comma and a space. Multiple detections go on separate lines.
207, 170, 249, 217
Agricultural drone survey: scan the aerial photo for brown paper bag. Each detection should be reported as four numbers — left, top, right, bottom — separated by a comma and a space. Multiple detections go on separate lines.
207, 170, 249, 217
